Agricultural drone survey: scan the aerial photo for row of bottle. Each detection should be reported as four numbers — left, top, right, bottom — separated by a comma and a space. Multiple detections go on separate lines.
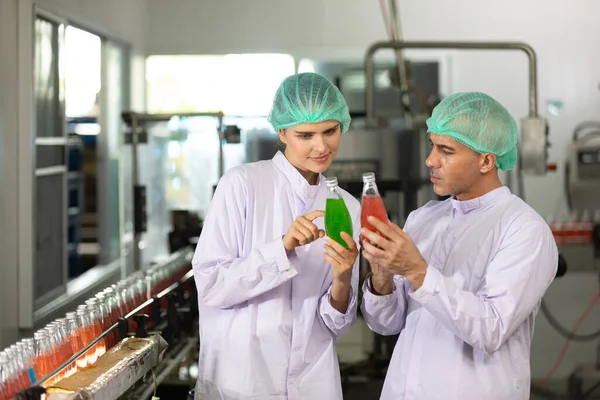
0, 259, 190, 399
325, 172, 388, 247
548, 210, 600, 245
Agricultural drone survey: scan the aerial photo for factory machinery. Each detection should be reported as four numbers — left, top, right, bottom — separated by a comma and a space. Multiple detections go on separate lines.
551, 122, 600, 400
2, 248, 197, 399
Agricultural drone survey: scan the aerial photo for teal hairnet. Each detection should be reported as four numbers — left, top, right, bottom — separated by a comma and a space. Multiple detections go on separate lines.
425, 92, 519, 170
267, 72, 351, 134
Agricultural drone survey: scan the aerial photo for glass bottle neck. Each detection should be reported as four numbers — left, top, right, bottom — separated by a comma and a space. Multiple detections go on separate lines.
362, 181, 381, 197
327, 184, 343, 199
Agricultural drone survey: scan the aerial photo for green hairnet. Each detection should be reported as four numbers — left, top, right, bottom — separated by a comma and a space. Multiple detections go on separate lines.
267, 72, 351, 134
425, 92, 519, 170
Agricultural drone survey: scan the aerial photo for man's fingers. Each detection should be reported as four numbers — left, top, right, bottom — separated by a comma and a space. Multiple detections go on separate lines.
304, 210, 325, 221
368, 217, 398, 239
362, 240, 387, 259
360, 228, 386, 249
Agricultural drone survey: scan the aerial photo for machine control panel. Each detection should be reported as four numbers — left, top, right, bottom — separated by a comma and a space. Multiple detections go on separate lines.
577, 146, 600, 180
567, 141, 600, 215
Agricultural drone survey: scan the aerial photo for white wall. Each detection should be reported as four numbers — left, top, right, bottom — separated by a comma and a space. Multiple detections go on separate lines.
146, 0, 600, 381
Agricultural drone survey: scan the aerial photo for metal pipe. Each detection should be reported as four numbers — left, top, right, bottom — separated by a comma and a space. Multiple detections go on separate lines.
130, 113, 142, 272
573, 120, 600, 141
387, 0, 413, 124
365, 40, 538, 125
123, 111, 224, 123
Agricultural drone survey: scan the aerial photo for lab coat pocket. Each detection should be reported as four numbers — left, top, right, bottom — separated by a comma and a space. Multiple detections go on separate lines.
508, 333, 529, 391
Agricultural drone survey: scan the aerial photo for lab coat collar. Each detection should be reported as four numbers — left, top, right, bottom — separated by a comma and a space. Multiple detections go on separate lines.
272, 151, 324, 202
450, 186, 511, 214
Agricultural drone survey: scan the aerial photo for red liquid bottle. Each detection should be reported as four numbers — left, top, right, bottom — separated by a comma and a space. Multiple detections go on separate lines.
360, 172, 388, 238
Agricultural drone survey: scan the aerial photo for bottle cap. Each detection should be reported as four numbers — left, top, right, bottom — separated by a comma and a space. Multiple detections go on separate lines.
326, 176, 338, 187
362, 172, 375, 182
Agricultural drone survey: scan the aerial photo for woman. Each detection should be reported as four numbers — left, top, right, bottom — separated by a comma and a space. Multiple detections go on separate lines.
192, 72, 361, 400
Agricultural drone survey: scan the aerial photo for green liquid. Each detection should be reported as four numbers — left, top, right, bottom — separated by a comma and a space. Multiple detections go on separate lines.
325, 198, 353, 249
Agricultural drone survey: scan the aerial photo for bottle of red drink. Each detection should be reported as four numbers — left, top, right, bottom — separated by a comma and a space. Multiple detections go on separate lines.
360, 172, 388, 237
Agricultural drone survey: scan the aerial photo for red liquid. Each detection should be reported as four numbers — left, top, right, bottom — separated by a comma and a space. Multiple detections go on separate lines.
49, 345, 60, 374
18, 371, 28, 392
70, 331, 87, 370
36, 353, 49, 380
361, 195, 389, 234
91, 322, 106, 358
80, 326, 97, 365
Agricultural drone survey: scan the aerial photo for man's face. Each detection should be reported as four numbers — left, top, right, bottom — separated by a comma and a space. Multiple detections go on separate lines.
425, 133, 485, 200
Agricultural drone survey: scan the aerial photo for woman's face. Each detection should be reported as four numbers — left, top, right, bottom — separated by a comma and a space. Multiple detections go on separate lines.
279, 120, 341, 183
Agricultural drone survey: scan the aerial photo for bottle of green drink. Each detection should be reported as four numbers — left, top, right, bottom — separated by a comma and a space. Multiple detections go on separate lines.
325, 176, 353, 249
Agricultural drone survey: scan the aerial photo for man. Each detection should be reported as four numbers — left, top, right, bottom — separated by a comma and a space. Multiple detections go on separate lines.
360, 92, 558, 400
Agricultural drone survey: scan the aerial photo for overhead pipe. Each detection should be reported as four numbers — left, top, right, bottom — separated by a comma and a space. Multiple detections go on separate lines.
365, 40, 538, 125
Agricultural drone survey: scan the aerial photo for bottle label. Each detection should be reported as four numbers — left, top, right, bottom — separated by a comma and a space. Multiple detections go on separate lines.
29, 367, 37, 383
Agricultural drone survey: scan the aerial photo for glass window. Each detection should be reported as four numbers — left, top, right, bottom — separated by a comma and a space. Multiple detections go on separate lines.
146, 54, 295, 116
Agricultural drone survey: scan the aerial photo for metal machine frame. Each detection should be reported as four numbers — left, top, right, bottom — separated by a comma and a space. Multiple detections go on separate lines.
121, 111, 225, 272
364, 40, 549, 185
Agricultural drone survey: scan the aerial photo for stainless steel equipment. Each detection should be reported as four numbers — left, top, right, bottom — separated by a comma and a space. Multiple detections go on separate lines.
310, 60, 440, 117
566, 122, 600, 215
122, 112, 225, 272
549, 122, 600, 399
364, 40, 551, 180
